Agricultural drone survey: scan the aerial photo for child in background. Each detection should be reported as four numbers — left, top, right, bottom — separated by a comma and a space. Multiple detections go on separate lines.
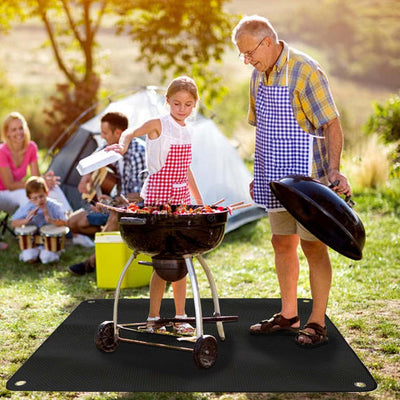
12, 176, 67, 264
107, 76, 203, 335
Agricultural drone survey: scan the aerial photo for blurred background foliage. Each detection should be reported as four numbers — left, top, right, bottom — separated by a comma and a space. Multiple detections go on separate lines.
0, 0, 236, 148
283, 0, 400, 90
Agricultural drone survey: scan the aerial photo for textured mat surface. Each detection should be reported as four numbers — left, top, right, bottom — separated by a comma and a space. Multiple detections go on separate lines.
7, 298, 376, 392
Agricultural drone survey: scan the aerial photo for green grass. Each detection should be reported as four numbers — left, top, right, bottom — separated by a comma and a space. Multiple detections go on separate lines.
1, 184, 399, 400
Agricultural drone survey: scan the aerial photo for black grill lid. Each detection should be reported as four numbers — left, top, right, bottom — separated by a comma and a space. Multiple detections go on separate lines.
269, 175, 365, 260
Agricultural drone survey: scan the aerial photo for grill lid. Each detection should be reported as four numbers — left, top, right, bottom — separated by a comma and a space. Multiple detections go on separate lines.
269, 175, 365, 260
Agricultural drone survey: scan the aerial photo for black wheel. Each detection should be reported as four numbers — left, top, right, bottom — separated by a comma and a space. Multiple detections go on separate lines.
95, 321, 119, 352
193, 335, 218, 368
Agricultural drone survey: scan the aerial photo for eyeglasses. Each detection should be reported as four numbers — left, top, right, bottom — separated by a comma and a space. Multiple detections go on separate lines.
238, 37, 267, 62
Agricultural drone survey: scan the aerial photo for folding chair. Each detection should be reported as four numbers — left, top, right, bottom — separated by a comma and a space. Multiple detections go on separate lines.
0, 200, 18, 240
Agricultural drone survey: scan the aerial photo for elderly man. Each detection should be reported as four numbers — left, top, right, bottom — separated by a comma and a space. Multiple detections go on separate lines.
232, 15, 351, 347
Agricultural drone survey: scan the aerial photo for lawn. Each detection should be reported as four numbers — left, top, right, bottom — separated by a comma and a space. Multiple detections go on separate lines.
1, 185, 399, 400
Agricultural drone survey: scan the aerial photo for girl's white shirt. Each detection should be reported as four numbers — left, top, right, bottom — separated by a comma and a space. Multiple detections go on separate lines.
145, 113, 192, 175
140, 114, 193, 200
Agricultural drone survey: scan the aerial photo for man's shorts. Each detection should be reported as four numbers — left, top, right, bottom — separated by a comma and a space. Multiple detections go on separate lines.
269, 210, 318, 241
86, 212, 109, 226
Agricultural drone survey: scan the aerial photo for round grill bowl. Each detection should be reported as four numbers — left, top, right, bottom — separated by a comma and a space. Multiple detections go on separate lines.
269, 175, 366, 260
118, 206, 229, 257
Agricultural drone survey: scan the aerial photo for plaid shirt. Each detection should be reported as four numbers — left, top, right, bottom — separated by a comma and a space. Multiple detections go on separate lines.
120, 138, 146, 194
103, 139, 146, 195
248, 41, 339, 179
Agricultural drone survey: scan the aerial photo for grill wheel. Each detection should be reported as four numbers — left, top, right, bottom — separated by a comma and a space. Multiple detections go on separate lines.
95, 321, 119, 353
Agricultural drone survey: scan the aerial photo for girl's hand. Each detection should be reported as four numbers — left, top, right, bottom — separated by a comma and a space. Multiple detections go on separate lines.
105, 143, 124, 154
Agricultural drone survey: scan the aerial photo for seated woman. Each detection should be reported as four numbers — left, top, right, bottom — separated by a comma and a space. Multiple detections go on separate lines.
0, 112, 72, 215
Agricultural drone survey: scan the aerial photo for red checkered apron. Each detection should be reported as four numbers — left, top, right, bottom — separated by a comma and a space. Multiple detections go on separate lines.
144, 143, 192, 205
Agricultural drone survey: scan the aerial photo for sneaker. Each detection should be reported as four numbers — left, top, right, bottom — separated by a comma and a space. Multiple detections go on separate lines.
68, 260, 95, 276
72, 234, 95, 248
39, 249, 60, 264
146, 317, 167, 333
20, 248, 40, 263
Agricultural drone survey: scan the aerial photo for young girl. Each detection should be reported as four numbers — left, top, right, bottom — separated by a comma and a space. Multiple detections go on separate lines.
107, 76, 203, 335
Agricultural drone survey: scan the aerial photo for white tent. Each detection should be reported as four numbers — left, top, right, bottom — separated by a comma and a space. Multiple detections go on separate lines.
49, 87, 266, 233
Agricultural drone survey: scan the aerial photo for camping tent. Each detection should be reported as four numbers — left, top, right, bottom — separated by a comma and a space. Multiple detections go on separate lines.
48, 87, 266, 233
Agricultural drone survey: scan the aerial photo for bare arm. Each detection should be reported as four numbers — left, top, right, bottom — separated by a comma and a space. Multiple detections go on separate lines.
187, 167, 203, 205
0, 166, 25, 190
323, 117, 351, 196
30, 160, 40, 177
106, 119, 161, 155
42, 204, 67, 226
11, 207, 39, 228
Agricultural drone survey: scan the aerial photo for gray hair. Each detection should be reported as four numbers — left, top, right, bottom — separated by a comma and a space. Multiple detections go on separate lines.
232, 15, 278, 44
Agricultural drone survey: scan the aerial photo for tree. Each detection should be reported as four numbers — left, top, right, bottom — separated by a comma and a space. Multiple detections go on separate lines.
285, 0, 400, 89
2, 0, 235, 148
364, 92, 400, 143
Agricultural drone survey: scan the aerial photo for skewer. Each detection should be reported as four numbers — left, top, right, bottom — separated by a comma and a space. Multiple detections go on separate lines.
211, 198, 225, 206
120, 193, 130, 204
228, 201, 244, 208
230, 203, 252, 211
96, 202, 128, 213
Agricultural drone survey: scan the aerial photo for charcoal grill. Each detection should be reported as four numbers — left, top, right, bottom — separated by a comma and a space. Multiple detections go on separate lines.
95, 205, 238, 368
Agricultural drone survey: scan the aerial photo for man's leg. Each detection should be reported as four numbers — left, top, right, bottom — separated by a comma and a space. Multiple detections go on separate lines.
272, 234, 301, 322
297, 239, 331, 344
67, 211, 113, 276
250, 233, 300, 332
67, 209, 101, 236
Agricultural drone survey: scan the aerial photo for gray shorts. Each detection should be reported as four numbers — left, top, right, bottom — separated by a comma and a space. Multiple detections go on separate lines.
269, 210, 318, 241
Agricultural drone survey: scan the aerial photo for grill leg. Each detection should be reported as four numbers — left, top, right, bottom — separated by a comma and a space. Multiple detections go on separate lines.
197, 254, 225, 340
183, 254, 203, 338
113, 251, 138, 338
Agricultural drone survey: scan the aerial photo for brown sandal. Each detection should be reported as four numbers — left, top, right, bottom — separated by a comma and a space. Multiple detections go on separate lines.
249, 313, 300, 335
295, 322, 328, 348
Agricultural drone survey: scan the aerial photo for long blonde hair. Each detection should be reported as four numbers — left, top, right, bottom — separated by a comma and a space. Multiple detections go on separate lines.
1, 112, 31, 149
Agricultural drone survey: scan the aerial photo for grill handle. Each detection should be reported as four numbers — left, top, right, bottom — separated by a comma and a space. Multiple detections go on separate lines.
329, 180, 355, 208
119, 217, 146, 225
138, 261, 153, 266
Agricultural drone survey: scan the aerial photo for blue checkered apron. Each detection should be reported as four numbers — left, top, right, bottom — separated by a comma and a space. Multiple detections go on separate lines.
254, 58, 313, 211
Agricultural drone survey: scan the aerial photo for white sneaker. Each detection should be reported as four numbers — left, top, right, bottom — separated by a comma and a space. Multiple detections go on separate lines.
72, 234, 95, 248
20, 248, 40, 263
39, 249, 60, 264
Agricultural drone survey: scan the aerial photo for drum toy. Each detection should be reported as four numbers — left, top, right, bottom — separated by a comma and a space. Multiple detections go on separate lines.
39, 225, 70, 252
15, 225, 37, 251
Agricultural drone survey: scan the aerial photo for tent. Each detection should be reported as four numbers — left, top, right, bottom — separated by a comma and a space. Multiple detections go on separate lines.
48, 87, 266, 233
